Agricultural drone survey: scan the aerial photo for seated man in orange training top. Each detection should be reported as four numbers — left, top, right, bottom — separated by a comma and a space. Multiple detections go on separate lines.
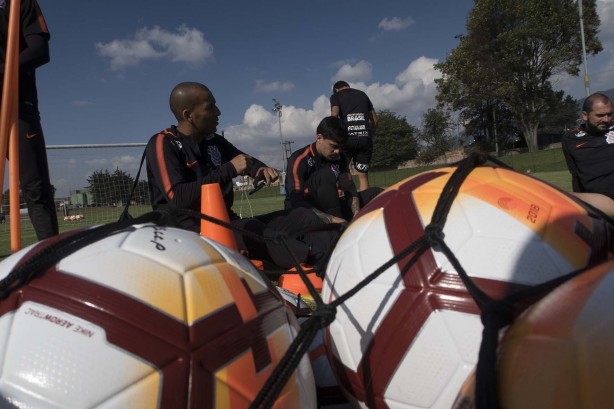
145, 82, 337, 268
285, 116, 382, 224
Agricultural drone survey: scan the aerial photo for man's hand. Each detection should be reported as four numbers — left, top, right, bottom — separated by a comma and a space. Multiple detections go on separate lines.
312, 208, 348, 226
230, 154, 252, 176
330, 215, 348, 225
255, 167, 279, 185
350, 196, 360, 217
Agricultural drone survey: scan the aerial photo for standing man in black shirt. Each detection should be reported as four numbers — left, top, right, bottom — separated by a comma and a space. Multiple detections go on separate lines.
562, 92, 614, 216
0, 0, 58, 240
330, 80, 378, 192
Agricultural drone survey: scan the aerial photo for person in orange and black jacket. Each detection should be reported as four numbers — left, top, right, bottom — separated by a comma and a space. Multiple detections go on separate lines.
285, 116, 382, 224
562, 92, 614, 217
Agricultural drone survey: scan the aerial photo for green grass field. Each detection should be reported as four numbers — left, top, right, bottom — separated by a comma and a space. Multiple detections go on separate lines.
0, 148, 574, 257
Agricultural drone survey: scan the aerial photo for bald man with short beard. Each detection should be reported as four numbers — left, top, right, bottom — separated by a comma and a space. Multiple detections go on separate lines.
562, 92, 614, 217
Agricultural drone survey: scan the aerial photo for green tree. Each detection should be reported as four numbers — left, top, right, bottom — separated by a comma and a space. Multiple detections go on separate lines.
87, 169, 113, 206
112, 168, 134, 205
436, 0, 601, 152
88, 168, 137, 206
417, 108, 456, 164
539, 92, 579, 133
462, 102, 521, 152
371, 110, 419, 170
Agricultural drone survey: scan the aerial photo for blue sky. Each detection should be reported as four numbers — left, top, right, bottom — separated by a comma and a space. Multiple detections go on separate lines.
25, 0, 614, 196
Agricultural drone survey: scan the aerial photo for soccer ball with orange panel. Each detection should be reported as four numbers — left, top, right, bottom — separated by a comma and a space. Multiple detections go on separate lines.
453, 257, 614, 409
0, 224, 317, 408
322, 165, 613, 409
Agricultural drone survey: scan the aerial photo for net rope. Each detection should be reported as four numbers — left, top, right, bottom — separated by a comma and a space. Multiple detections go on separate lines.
0, 152, 612, 409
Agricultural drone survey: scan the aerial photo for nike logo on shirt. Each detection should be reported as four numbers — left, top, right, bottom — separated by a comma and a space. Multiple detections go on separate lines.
26, 133, 39, 139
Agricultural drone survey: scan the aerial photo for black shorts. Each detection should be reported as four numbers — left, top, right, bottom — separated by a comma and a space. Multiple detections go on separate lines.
344, 136, 372, 173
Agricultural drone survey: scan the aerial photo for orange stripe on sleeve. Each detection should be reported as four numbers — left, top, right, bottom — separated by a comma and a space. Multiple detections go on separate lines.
34, 3, 49, 34
292, 149, 310, 191
155, 134, 175, 201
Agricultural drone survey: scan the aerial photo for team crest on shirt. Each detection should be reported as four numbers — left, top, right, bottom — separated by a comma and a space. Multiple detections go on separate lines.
307, 157, 315, 167
331, 164, 340, 178
171, 139, 183, 150
606, 131, 614, 144
208, 145, 222, 167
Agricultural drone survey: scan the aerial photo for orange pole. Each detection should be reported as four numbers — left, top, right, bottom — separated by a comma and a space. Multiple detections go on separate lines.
200, 183, 238, 251
0, 0, 22, 250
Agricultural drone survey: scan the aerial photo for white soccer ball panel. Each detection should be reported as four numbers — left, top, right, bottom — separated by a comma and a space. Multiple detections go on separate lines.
95, 371, 161, 409
120, 224, 226, 272
429, 195, 574, 284
58, 246, 188, 321
324, 208, 401, 300
328, 281, 404, 371
0, 302, 160, 408
384, 311, 481, 409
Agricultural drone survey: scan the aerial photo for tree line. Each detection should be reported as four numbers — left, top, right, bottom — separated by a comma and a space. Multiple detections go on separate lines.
86, 168, 148, 207
1, 168, 148, 213
435, 0, 600, 153
369, 0, 599, 169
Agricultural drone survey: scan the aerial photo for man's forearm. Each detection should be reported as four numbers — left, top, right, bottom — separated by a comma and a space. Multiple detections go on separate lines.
350, 196, 360, 215
311, 207, 348, 225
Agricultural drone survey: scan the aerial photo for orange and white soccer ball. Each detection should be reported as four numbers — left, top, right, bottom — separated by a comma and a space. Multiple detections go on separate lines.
322, 166, 613, 409
0, 223, 316, 408
453, 258, 614, 409
495, 257, 614, 408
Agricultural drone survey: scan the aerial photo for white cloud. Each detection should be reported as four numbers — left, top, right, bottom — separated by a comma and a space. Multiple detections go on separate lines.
378, 16, 415, 32
553, 0, 614, 97
96, 25, 214, 70
331, 60, 373, 83
255, 79, 295, 92
395, 56, 441, 86
597, 0, 614, 46
592, 0, 614, 90
85, 158, 109, 167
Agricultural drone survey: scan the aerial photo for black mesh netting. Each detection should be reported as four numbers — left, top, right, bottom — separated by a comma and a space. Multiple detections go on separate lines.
1, 152, 613, 409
